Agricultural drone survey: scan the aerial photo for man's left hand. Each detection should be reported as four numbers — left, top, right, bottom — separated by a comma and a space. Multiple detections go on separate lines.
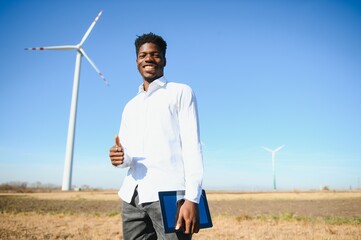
175, 199, 200, 234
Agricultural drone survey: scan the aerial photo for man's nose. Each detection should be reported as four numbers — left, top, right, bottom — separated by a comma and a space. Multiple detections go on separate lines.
144, 54, 154, 62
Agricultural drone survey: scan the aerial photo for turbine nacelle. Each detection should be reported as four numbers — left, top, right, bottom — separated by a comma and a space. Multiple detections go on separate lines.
262, 145, 285, 153
25, 10, 107, 86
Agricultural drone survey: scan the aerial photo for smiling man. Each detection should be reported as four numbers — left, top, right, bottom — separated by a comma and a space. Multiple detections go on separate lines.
109, 33, 204, 239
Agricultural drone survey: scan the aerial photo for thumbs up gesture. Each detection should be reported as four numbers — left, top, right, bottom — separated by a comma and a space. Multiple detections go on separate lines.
109, 135, 124, 166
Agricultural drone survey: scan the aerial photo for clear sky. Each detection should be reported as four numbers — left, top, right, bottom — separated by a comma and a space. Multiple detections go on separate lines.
1, 0, 360, 190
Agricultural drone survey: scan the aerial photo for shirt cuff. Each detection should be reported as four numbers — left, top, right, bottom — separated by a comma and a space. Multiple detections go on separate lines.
184, 184, 203, 204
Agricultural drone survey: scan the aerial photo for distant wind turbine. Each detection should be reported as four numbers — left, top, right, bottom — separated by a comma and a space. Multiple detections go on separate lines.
25, 10, 108, 191
262, 145, 285, 190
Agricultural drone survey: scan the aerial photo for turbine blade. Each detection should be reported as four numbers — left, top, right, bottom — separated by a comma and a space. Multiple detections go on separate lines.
79, 10, 103, 46
25, 45, 77, 51
79, 48, 108, 85
274, 145, 285, 152
262, 146, 273, 153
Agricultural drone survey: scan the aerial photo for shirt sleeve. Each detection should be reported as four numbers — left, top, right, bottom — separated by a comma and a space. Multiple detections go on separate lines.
177, 85, 204, 203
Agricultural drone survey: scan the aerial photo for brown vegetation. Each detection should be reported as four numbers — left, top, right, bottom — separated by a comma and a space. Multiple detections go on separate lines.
1, 189, 360, 239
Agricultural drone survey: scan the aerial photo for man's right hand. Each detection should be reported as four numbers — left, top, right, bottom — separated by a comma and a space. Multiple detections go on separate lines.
109, 135, 124, 166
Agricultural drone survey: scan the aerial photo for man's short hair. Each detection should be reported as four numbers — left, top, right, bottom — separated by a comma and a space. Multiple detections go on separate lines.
135, 33, 167, 58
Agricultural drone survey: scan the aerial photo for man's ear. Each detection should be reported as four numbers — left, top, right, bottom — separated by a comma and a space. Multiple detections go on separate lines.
163, 57, 167, 67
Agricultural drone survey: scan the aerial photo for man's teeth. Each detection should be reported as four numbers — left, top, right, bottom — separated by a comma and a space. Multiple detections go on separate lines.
144, 66, 155, 70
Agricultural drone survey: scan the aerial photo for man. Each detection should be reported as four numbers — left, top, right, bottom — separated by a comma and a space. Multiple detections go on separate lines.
109, 33, 204, 239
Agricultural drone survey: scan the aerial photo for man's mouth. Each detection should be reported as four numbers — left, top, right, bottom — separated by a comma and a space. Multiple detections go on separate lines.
144, 66, 155, 70
143, 65, 156, 71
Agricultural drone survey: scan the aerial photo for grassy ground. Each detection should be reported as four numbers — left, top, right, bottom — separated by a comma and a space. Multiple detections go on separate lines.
1, 190, 360, 239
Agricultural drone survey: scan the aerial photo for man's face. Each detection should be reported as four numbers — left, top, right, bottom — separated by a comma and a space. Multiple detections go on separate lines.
137, 43, 166, 82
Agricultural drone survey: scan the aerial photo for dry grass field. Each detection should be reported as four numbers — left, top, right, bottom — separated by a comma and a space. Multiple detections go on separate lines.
1, 190, 361, 239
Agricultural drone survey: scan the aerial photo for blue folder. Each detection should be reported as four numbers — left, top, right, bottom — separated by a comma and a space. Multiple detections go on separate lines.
158, 189, 213, 233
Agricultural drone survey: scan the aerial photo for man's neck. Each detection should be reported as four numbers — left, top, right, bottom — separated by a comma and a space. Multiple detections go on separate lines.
143, 75, 163, 92
143, 80, 152, 92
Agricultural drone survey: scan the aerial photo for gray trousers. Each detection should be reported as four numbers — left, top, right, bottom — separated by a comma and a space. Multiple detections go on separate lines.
122, 188, 192, 240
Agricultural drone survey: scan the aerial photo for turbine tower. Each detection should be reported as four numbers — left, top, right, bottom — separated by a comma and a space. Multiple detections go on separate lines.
262, 145, 285, 190
25, 10, 108, 191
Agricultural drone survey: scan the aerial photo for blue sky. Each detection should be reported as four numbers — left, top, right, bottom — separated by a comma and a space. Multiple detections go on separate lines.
0, 0, 360, 190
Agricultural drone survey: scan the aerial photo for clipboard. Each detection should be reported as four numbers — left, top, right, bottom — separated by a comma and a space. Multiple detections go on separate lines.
158, 189, 213, 233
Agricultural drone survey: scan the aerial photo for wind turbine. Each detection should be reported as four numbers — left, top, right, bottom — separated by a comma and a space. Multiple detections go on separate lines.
262, 145, 285, 190
25, 10, 108, 191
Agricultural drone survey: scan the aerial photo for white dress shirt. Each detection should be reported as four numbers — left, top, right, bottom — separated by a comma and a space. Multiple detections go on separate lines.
117, 77, 203, 204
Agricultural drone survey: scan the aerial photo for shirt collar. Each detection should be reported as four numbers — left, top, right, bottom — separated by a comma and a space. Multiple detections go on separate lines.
137, 76, 167, 94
